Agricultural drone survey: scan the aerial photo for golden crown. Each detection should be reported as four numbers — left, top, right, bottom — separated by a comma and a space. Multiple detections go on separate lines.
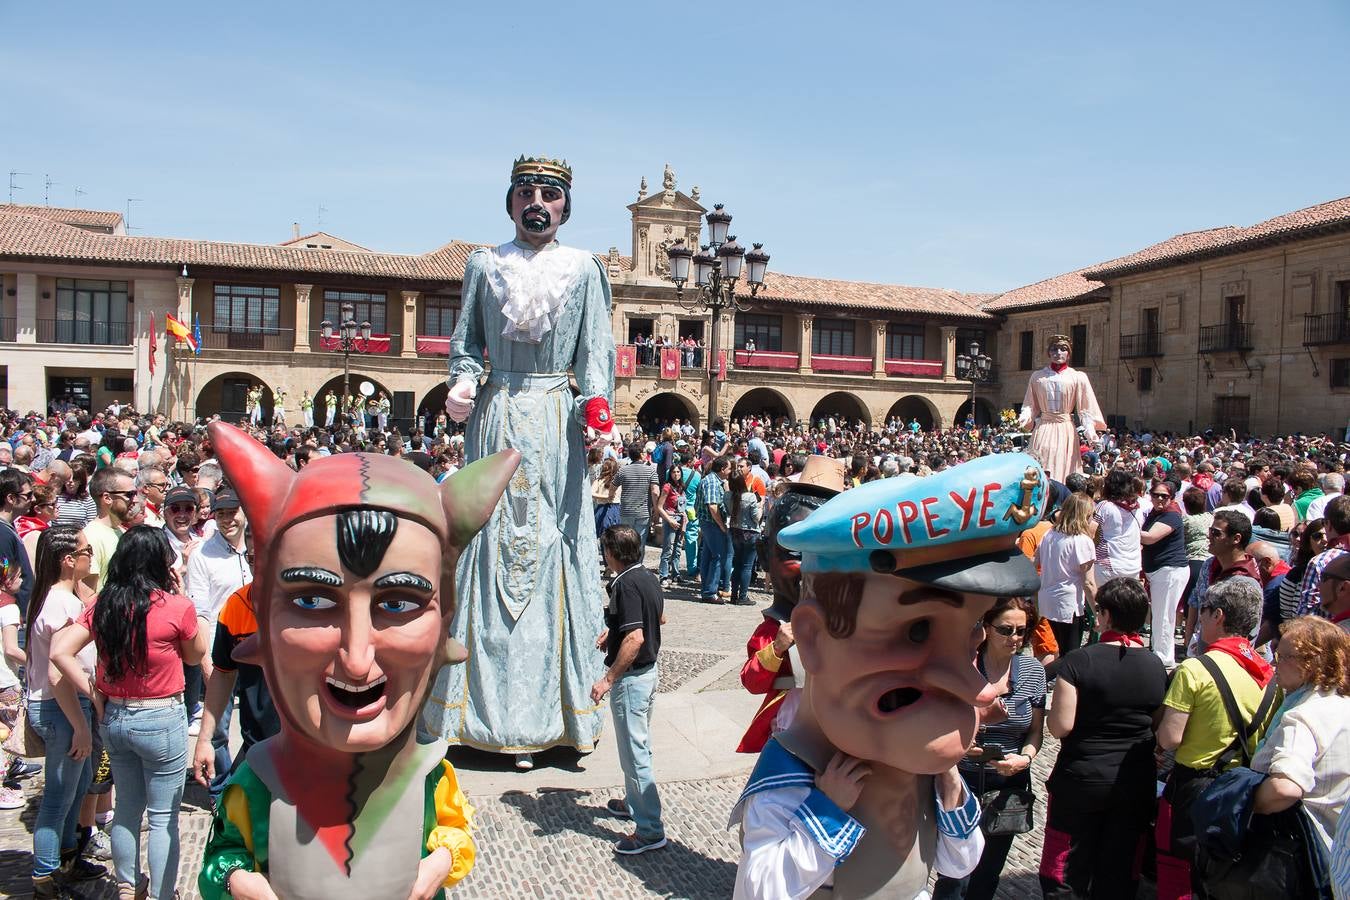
511, 155, 572, 186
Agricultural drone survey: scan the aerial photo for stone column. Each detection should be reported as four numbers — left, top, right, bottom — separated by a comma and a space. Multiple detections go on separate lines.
872, 321, 888, 379
941, 326, 958, 381
401, 291, 419, 358
293, 283, 313, 351
798, 314, 814, 375
15, 273, 37, 343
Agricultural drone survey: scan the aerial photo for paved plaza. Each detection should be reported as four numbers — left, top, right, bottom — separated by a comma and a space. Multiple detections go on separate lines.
0, 546, 1067, 899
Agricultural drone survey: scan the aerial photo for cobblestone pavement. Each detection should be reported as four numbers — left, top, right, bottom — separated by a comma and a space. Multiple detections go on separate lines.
0, 545, 1099, 899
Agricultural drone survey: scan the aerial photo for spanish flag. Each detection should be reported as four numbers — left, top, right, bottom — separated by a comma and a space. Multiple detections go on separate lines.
165, 313, 198, 353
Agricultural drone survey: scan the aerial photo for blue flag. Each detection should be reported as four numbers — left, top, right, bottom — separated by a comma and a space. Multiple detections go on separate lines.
192, 313, 203, 356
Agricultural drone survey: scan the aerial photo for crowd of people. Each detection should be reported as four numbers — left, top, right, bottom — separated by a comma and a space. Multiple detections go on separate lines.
1, 399, 1349, 897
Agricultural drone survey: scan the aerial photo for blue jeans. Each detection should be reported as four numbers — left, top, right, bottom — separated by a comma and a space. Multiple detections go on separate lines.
101, 702, 188, 898
683, 516, 700, 576
29, 696, 94, 878
210, 695, 233, 796
699, 524, 732, 598
619, 512, 650, 547
658, 520, 684, 579
731, 531, 760, 602
609, 665, 663, 840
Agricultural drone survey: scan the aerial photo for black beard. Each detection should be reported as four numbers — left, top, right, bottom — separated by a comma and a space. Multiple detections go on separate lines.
521, 206, 551, 233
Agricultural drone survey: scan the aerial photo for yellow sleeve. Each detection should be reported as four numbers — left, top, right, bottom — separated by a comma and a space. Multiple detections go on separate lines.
1164, 659, 1201, 714
426, 761, 476, 889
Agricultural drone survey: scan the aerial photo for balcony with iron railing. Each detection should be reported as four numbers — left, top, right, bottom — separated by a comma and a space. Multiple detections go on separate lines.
1198, 322, 1253, 354
734, 348, 796, 370
884, 358, 945, 378
1119, 331, 1163, 358
36, 318, 132, 346
198, 327, 296, 352
0, 317, 14, 342
1303, 313, 1350, 346
308, 330, 399, 354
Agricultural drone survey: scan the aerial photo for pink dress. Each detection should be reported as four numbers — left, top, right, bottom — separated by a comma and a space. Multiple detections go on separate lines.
1019, 366, 1106, 483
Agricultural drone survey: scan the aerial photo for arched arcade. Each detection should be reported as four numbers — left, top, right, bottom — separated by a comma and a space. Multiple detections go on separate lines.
636, 392, 699, 433
810, 391, 871, 428
885, 395, 940, 432
195, 372, 274, 425
729, 387, 795, 427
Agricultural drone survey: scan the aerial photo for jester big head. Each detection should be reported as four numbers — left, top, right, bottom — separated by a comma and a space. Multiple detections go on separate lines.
208, 423, 518, 754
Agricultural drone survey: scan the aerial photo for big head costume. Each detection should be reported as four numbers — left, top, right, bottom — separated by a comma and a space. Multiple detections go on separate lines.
1018, 334, 1106, 483
198, 422, 519, 900
730, 453, 1047, 899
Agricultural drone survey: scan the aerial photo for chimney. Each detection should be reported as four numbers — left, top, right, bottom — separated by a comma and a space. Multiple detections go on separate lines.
292, 222, 301, 240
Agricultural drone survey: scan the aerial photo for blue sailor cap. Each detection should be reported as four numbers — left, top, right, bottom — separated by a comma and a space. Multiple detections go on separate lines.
778, 453, 1046, 597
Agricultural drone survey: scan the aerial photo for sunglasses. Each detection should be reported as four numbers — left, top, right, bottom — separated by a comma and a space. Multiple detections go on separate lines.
68, 547, 94, 559
990, 624, 1028, 637
1150, 492, 1171, 499
109, 490, 138, 501
1207, 527, 1229, 538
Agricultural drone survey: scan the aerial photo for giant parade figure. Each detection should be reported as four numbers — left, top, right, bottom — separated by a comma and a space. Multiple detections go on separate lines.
730, 453, 1047, 899
1017, 333, 1106, 483
197, 422, 519, 900
426, 155, 618, 770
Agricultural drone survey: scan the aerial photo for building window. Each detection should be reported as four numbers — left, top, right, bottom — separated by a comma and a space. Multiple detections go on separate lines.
1138, 366, 1153, 392
812, 318, 855, 356
1213, 395, 1251, 435
55, 278, 130, 344
1071, 324, 1088, 367
1018, 331, 1034, 370
886, 323, 925, 359
1332, 358, 1350, 389
213, 284, 281, 333
323, 290, 387, 334
104, 377, 133, 392
422, 295, 458, 337
956, 328, 988, 355
735, 314, 783, 351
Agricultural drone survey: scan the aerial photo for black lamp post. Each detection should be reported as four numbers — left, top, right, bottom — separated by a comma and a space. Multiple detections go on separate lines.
319, 301, 372, 422
665, 203, 770, 428
954, 341, 993, 428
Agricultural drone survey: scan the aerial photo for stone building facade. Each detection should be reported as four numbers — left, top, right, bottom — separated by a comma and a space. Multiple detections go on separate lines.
2, 185, 1348, 438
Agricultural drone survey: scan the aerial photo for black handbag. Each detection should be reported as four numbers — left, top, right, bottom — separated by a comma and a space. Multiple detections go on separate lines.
1194, 801, 1331, 899
977, 766, 1035, 837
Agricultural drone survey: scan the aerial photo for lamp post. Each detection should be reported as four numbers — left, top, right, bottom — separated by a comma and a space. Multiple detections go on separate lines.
665, 203, 770, 428
954, 341, 993, 429
319, 301, 372, 424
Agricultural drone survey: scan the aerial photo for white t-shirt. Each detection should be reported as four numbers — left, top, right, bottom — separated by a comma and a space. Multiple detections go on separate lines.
27, 587, 96, 700
1035, 530, 1095, 623
0, 603, 21, 691
1093, 501, 1142, 578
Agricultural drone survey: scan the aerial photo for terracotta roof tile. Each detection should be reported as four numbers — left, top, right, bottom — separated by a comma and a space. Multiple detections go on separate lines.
980, 269, 1106, 312
3, 204, 124, 229
1084, 196, 1350, 279
744, 270, 998, 321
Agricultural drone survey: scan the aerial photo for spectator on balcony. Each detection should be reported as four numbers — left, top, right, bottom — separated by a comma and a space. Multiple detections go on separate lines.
744, 337, 756, 354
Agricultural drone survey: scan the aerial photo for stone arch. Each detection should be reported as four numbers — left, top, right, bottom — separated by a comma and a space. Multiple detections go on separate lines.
885, 395, 940, 432
196, 371, 274, 425
730, 387, 795, 427
316, 372, 396, 425
810, 391, 871, 428
953, 397, 998, 428
418, 383, 449, 427
636, 392, 699, 433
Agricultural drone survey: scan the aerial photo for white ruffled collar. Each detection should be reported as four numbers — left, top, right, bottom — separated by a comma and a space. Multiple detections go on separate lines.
488, 240, 587, 344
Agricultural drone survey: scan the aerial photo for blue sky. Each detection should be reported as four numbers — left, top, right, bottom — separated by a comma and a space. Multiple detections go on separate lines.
3, 1, 1347, 293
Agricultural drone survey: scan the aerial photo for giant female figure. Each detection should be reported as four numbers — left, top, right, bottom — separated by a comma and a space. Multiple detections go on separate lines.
426, 156, 617, 769
1018, 334, 1106, 483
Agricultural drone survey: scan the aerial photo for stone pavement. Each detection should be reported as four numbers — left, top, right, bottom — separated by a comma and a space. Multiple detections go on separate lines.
0, 547, 1078, 899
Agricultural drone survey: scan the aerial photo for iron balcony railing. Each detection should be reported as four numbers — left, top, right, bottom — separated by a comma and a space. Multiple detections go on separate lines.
1198, 322, 1253, 353
1303, 312, 1350, 346
199, 327, 295, 352
0, 316, 14, 342
1119, 331, 1162, 358
36, 318, 132, 346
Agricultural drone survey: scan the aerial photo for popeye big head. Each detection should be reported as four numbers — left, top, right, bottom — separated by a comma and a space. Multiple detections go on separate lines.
207, 422, 519, 755
507, 155, 571, 249
779, 453, 1045, 775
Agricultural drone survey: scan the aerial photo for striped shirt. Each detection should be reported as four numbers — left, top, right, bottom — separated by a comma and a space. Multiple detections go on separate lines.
55, 495, 97, 528
1298, 547, 1347, 617
961, 652, 1046, 775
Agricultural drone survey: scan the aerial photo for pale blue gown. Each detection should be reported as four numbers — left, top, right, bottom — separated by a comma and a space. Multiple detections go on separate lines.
424, 240, 615, 753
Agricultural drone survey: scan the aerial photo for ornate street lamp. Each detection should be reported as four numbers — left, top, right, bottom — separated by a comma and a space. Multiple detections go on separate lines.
665, 203, 770, 427
319, 301, 372, 424
954, 341, 993, 428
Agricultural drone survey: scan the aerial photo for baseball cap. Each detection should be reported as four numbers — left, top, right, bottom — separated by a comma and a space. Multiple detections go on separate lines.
164, 485, 200, 508
212, 488, 241, 511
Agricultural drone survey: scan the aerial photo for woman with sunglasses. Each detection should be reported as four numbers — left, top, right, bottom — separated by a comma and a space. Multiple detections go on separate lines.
934, 597, 1046, 900
18, 481, 59, 568
1039, 576, 1168, 899
25, 525, 105, 898
1281, 518, 1327, 629
1140, 480, 1189, 669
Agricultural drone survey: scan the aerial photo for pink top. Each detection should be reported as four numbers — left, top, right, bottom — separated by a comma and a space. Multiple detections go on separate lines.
27, 587, 96, 701
79, 589, 197, 699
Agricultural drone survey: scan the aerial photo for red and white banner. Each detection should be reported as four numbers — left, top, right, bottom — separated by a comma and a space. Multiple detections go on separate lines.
660, 347, 681, 380
318, 334, 392, 354
717, 349, 728, 381
616, 345, 637, 377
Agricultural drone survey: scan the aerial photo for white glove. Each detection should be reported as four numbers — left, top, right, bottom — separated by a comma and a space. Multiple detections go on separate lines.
445, 379, 477, 423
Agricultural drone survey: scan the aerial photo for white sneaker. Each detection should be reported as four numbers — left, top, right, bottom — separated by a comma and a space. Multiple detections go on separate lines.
514, 753, 534, 771
188, 715, 202, 737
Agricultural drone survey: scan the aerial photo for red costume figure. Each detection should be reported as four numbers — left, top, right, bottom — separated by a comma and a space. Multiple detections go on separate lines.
738, 457, 847, 753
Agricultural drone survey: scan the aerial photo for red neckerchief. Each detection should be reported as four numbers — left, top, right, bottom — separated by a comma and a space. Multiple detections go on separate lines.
1331, 609, 1350, 625
1099, 630, 1144, 647
1050, 362, 1069, 373
1113, 498, 1140, 513
1206, 636, 1273, 687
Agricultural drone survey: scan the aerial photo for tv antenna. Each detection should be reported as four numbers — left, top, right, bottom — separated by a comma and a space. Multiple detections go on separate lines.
125, 198, 143, 232
44, 175, 59, 206
74, 186, 87, 200
317, 203, 327, 228
8, 171, 31, 204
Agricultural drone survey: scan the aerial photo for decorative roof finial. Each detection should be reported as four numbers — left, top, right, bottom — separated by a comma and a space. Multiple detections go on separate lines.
663, 163, 676, 192
690, 185, 701, 202
637, 176, 648, 201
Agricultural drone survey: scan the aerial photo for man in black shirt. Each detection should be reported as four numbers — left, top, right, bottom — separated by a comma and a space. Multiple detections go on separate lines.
592, 524, 666, 855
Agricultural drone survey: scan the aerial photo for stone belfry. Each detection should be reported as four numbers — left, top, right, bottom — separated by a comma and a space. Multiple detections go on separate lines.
626, 163, 707, 282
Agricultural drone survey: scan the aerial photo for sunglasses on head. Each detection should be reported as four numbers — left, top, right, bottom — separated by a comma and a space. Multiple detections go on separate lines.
990, 624, 1027, 637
